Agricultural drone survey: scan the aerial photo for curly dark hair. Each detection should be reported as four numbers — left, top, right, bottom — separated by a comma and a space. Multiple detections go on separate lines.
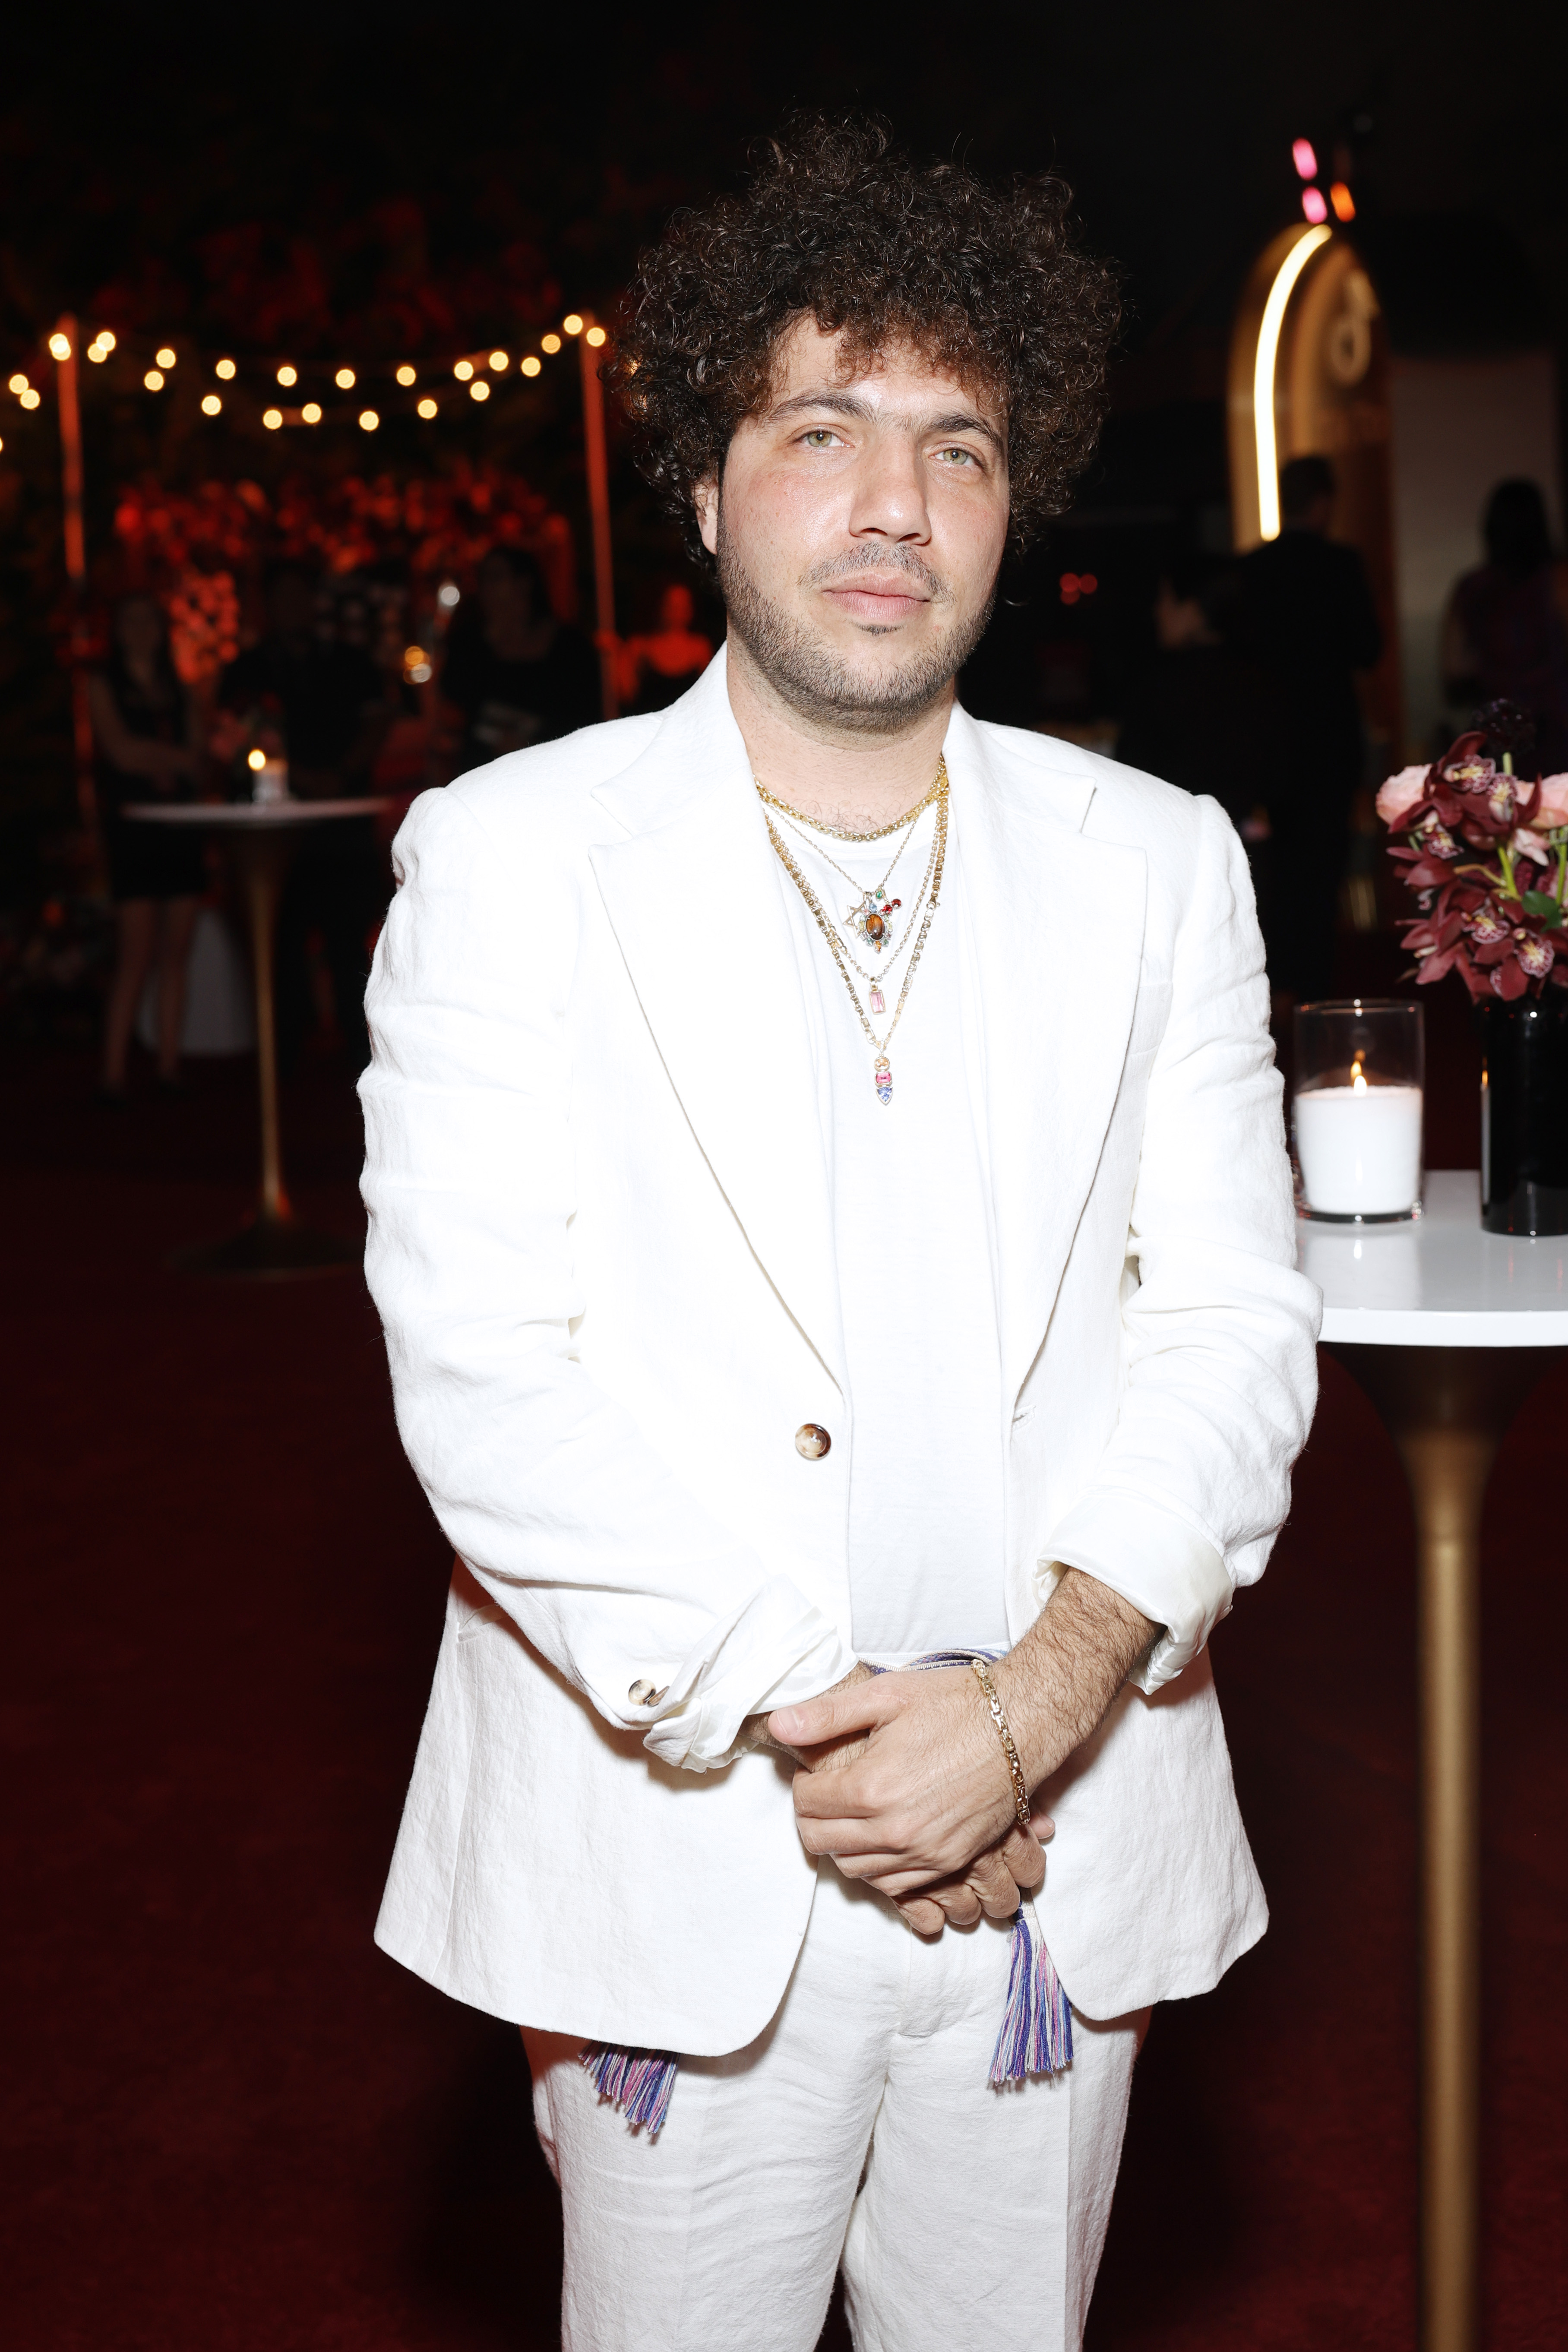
609, 116, 1120, 561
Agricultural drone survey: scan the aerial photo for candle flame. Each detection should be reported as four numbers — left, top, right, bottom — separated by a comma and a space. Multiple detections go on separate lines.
1350, 1055, 1367, 1094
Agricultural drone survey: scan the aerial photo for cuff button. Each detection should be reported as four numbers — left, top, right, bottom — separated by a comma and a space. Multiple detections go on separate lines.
628, 1679, 667, 1708
794, 1423, 831, 1459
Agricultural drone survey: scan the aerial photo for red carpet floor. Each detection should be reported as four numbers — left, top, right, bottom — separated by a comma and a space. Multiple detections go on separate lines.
3, 1018, 1564, 2350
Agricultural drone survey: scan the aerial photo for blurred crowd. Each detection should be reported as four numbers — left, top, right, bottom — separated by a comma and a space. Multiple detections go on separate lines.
1116, 461, 1568, 1010
88, 553, 714, 1102
80, 458, 1568, 1098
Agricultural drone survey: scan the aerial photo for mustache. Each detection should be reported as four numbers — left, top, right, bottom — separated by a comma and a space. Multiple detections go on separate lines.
800, 546, 949, 601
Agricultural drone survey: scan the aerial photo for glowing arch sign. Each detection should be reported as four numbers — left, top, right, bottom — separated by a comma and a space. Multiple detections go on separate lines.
1227, 221, 1401, 744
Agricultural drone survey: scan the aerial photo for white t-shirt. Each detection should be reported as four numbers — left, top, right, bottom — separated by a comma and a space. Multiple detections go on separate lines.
769, 797, 1008, 1660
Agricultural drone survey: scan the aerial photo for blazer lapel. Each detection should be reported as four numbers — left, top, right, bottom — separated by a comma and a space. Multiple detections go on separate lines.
590, 653, 846, 1391
944, 708, 1148, 1409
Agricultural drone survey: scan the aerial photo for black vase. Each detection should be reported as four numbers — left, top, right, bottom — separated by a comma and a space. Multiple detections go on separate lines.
1477, 993, 1568, 1235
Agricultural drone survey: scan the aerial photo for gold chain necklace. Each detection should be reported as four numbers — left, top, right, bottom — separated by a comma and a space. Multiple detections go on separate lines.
765, 762, 948, 1104
753, 771, 942, 844
772, 797, 928, 956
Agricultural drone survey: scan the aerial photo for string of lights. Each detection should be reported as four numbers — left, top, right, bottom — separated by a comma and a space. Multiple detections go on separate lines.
3, 312, 611, 434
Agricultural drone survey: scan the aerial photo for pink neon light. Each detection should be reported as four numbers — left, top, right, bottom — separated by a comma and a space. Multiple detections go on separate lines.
1293, 138, 1318, 180
1301, 187, 1329, 224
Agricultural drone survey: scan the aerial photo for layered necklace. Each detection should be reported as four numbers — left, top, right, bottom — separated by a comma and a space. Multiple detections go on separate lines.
758, 759, 948, 1105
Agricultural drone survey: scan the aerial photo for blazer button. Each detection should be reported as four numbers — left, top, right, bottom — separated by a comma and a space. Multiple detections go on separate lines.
628, 1679, 667, 1707
794, 1423, 831, 1460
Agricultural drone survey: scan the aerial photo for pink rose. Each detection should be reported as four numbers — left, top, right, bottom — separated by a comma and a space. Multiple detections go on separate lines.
1376, 765, 1431, 827
1529, 773, 1568, 830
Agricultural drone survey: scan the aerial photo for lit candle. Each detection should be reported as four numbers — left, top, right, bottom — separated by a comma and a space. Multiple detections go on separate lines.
1295, 1062, 1423, 1217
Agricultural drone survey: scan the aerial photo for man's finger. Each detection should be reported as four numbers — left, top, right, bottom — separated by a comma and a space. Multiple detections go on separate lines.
897, 1895, 947, 1935
769, 1674, 895, 1750
967, 1847, 1024, 1921
999, 1824, 1047, 1893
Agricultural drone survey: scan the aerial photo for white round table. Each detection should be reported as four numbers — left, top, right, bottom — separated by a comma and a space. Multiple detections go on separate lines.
123, 799, 394, 1276
1299, 1170, 1568, 2352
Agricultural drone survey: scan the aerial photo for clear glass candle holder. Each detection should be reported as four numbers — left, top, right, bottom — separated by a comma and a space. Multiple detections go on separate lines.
1293, 998, 1424, 1222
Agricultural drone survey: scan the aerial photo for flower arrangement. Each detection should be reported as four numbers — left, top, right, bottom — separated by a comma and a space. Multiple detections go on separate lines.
1376, 704, 1568, 1000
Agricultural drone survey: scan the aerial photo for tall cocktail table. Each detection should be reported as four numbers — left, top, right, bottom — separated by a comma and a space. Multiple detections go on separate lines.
124, 798, 393, 1276
1299, 1170, 1568, 2352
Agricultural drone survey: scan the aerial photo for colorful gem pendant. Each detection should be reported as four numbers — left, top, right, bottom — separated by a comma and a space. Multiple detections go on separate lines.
874, 1054, 893, 1105
869, 983, 885, 1015
846, 886, 902, 952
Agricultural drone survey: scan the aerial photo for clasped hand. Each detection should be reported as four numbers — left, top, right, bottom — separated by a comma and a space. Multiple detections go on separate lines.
766, 1664, 1052, 1937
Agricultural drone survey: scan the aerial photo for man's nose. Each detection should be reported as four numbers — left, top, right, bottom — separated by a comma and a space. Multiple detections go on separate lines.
846, 433, 931, 544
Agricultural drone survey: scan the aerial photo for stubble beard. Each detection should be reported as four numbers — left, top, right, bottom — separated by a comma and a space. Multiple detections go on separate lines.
716, 515, 997, 737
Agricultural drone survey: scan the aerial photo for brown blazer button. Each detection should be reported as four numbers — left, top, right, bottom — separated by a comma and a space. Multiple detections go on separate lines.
794, 1423, 831, 1460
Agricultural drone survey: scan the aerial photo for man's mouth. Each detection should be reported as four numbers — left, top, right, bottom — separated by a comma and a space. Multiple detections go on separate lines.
820, 579, 932, 624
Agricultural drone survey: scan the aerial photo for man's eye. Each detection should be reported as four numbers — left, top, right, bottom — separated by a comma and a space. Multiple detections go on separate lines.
936, 445, 977, 465
802, 429, 840, 448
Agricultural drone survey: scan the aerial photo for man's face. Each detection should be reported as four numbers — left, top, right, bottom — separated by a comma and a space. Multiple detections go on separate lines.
697, 319, 1009, 731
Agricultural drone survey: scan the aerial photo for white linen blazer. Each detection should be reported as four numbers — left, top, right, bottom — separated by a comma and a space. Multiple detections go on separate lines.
361, 648, 1320, 2053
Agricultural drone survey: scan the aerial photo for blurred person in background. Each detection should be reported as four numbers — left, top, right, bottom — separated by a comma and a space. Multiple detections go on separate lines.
1222, 455, 1381, 1002
1444, 478, 1568, 772
1117, 554, 1280, 959
220, 561, 391, 1073
441, 545, 599, 775
615, 579, 714, 714
91, 593, 208, 1102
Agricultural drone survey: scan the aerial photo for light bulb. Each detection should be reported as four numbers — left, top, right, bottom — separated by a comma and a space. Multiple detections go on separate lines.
1301, 187, 1328, 224
302, 402, 322, 424
335, 366, 355, 389
585, 326, 607, 348
454, 359, 474, 381
521, 355, 541, 377
1292, 139, 1318, 180
469, 379, 490, 401
1330, 182, 1356, 222
87, 343, 108, 364
359, 408, 379, 431
49, 332, 71, 360
489, 350, 509, 370
396, 364, 416, 386
263, 408, 283, 430
155, 347, 176, 368
19, 388, 40, 409
143, 369, 164, 392
277, 364, 297, 387
541, 333, 562, 355
563, 314, 583, 336
201, 393, 222, 415
436, 581, 460, 608
8, 373, 28, 394
417, 397, 437, 419
215, 357, 236, 380
97, 329, 117, 353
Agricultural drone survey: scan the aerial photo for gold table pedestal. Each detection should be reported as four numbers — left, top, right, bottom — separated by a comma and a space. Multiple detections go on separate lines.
1328, 1341, 1565, 2352
125, 797, 392, 1280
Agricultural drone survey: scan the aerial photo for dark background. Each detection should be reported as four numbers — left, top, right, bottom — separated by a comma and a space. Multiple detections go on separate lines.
3, 8, 1566, 2348
1, 0, 1563, 901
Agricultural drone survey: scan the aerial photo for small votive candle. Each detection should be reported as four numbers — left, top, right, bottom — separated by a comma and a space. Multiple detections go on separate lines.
1294, 999, 1424, 1221
252, 757, 290, 805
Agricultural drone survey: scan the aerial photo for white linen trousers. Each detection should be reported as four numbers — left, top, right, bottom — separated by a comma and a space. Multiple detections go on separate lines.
525, 1862, 1148, 2352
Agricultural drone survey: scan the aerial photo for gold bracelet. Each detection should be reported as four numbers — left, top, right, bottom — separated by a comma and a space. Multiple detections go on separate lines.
969, 1658, 1032, 1834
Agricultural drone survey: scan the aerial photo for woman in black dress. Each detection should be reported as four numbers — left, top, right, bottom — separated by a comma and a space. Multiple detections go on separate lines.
440, 546, 600, 777
91, 594, 208, 1098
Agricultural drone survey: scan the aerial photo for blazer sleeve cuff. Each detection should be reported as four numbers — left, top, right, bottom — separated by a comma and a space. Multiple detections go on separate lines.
639, 1580, 850, 1771
1041, 1489, 1234, 1692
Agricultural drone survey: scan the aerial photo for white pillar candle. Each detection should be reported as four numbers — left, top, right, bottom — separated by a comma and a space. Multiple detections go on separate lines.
1296, 1082, 1423, 1217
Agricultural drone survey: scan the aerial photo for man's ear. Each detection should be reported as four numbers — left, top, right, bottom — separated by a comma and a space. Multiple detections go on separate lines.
693, 475, 719, 558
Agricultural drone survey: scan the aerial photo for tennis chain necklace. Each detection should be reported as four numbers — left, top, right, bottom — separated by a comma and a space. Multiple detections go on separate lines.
772, 796, 926, 956
763, 760, 949, 1105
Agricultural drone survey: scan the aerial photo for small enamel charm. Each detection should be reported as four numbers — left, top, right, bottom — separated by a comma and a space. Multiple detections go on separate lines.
874, 1055, 893, 1105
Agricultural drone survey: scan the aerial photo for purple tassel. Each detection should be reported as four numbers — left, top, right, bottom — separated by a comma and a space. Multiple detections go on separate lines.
989, 1906, 1074, 2087
581, 2044, 678, 2137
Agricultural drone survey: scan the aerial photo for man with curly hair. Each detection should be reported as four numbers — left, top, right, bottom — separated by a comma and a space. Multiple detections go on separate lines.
362, 120, 1318, 2352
